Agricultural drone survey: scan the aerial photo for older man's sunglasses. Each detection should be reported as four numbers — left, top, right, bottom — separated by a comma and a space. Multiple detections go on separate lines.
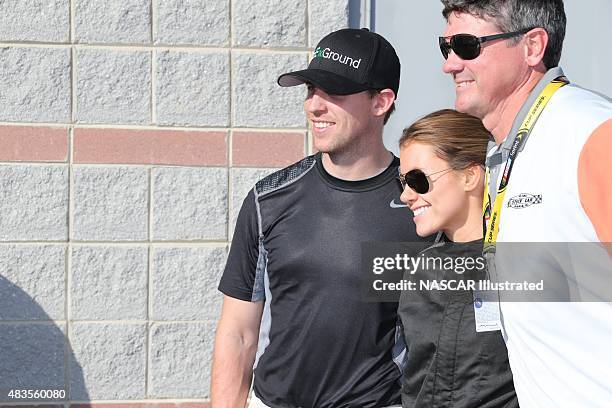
397, 168, 452, 194
438, 28, 533, 60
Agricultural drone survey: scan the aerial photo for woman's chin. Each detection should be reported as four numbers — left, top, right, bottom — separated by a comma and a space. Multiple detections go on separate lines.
415, 224, 436, 239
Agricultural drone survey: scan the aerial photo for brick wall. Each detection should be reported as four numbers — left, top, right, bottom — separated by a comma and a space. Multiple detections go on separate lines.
0, 0, 349, 406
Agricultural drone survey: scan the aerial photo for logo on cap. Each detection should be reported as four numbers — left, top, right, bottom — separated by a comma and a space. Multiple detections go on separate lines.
314, 47, 362, 69
277, 28, 400, 96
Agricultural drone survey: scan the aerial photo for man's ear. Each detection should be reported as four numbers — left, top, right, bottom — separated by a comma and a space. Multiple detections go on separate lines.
524, 27, 548, 68
372, 89, 395, 118
463, 163, 484, 192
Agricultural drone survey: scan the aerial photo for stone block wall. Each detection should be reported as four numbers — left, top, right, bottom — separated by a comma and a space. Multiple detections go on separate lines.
0, 0, 349, 406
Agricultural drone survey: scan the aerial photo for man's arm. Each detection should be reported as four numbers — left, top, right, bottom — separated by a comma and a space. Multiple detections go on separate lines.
578, 119, 612, 244
211, 295, 264, 408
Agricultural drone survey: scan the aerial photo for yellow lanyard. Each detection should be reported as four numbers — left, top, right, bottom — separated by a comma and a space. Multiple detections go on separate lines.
483, 76, 569, 247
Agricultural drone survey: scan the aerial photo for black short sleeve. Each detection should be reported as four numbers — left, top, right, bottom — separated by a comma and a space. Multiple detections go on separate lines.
218, 189, 261, 302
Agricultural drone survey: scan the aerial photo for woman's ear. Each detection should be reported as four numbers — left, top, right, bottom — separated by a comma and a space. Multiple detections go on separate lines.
462, 163, 484, 192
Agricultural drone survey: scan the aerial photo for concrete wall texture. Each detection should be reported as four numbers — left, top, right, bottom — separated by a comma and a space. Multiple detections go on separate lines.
0, 0, 349, 406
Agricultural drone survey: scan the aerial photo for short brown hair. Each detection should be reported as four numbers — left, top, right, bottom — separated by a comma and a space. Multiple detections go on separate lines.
399, 109, 490, 169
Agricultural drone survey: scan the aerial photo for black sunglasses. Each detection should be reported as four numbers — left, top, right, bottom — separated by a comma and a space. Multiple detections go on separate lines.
397, 168, 453, 194
438, 28, 533, 60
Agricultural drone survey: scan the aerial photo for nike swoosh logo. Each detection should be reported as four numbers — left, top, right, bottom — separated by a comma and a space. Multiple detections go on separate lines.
389, 199, 408, 208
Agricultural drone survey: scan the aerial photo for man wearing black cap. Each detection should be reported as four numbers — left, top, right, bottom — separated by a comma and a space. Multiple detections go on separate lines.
211, 28, 423, 408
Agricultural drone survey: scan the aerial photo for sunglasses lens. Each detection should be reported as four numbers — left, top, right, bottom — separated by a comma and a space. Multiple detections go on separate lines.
438, 37, 450, 59
406, 170, 429, 194
452, 34, 481, 60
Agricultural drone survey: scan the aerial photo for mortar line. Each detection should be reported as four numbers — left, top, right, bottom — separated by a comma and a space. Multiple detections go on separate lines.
69, 0, 76, 43
229, 0, 235, 130
150, 0, 156, 130
62, 398, 213, 403
150, 0, 155, 44
0, 160, 72, 166
0, 319, 217, 325
150, 49, 156, 125
0, 42, 312, 53
70, 48, 77, 125
0, 241, 230, 246
305, 0, 310, 47
227, 130, 232, 242
228, 0, 234, 244
229, 0, 234, 49
64, 243, 72, 400
0, 121, 306, 132
54, 163, 228, 169
145, 166, 154, 397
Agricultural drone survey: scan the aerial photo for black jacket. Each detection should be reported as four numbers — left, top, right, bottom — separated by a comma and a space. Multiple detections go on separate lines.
398, 238, 518, 408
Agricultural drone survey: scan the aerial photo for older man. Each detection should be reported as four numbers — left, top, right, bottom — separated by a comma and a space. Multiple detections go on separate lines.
439, 0, 612, 406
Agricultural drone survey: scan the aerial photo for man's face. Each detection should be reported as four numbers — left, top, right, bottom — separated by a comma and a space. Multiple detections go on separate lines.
304, 85, 376, 154
442, 12, 529, 124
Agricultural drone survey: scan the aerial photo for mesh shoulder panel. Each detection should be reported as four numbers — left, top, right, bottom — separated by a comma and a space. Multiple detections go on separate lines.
255, 155, 316, 196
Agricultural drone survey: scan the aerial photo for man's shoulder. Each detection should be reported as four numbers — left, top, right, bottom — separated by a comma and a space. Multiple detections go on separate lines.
255, 155, 317, 197
550, 84, 612, 119
533, 84, 611, 149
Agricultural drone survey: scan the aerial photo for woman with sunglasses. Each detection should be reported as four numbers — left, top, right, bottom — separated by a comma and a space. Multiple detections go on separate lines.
397, 109, 517, 407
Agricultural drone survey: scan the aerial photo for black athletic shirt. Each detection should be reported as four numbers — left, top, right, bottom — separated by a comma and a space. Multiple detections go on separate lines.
219, 153, 424, 407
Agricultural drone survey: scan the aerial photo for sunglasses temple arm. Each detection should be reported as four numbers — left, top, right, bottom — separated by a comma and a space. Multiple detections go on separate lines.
427, 168, 453, 176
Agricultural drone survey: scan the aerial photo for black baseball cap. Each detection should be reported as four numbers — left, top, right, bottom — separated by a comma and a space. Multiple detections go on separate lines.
277, 28, 400, 96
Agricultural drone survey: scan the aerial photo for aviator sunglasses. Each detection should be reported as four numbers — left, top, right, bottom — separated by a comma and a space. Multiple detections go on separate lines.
438, 28, 533, 60
397, 168, 453, 194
